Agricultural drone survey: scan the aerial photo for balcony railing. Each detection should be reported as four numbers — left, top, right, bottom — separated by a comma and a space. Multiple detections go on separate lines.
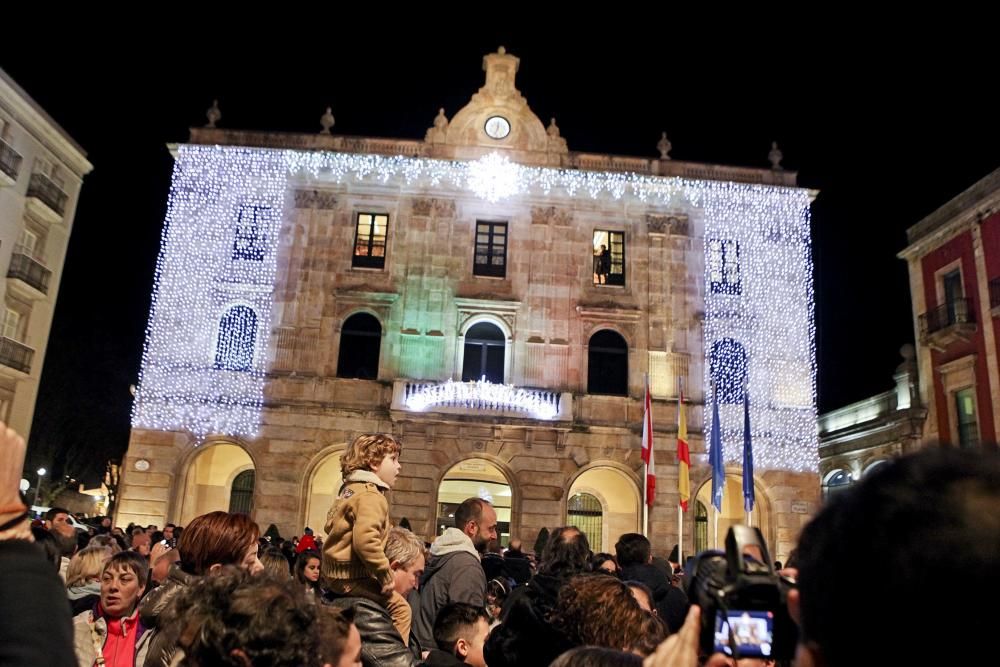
394, 379, 571, 421
0, 140, 22, 182
26, 173, 68, 217
0, 336, 34, 374
7, 253, 51, 295
920, 298, 975, 337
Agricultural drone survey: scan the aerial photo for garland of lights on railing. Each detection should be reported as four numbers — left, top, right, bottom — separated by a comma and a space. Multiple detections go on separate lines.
405, 379, 561, 420
133, 145, 817, 472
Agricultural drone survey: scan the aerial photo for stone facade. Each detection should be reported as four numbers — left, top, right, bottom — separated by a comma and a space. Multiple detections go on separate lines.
117, 49, 819, 563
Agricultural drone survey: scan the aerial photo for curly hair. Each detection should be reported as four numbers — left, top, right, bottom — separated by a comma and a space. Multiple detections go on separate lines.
551, 573, 667, 655
162, 567, 324, 667
340, 433, 402, 476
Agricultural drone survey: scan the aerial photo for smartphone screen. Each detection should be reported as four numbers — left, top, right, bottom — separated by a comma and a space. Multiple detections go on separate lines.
714, 609, 774, 658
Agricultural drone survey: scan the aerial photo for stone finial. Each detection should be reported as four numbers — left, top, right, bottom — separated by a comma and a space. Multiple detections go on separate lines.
769, 141, 784, 170
498, 46, 506, 55
205, 99, 221, 128
319, 107, 335, 134
900, 343, 916, 361
434, 108, 449, 131
657, 131, 672, 160
547, 117, 561, 138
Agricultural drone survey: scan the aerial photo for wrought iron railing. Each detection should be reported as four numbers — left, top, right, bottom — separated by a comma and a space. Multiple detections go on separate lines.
26, 173, 68, 217
7, 253, 51, 295
919, 297, 974, 336
0, 140, 22, 181
0, 336, 33, 374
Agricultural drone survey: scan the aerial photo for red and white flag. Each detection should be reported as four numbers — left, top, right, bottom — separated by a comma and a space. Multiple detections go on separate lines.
642, 377, 656, 507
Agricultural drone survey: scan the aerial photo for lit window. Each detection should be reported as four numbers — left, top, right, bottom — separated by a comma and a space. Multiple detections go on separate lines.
353, 213, 388, 269
593, 230, 625, 286
708, 239, 741, 295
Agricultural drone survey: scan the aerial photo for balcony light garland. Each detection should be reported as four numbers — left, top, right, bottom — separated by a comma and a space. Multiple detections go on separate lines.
405, 379, 561, 420
134, 146, 817, 473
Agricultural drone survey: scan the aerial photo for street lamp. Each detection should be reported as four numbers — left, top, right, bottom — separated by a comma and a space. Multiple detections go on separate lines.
33, 467, 46, 508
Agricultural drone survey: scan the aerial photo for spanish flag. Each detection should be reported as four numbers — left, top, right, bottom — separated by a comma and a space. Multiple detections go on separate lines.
677, 389, 691, 511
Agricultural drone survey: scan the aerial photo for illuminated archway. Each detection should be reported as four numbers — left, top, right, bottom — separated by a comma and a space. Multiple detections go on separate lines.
304, 451, 344, 539
566, 464, 640, 552
694, 473, 771, 552
179, 443, 255, 525
436, 458, 513, 546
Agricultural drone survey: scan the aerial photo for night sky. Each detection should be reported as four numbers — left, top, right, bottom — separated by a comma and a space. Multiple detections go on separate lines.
2, 25, 997, 483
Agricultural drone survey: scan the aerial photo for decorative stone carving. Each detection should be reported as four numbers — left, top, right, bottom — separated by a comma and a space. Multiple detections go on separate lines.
412, 198, 433, 217
294, 190, 338, 210
657, 131, 672, 160
547, 118, 568, 153
319, 107, 335, 135
667, 216, 689, 236
647, 215, 667, 235
531, 206, 572, 226
769, 141, 784, 170
425, 108, 449, 144
433, 198, 456, 218
205, 99, 221, 128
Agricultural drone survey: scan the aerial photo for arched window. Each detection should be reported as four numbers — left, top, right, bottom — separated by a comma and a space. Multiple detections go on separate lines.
710, 338, 747, 404
822, 469, 852, 501
588, 330, 628, 396
337, 313, 382, 379
462, 322, 505, 383
695, 500, 708, 554
229, 469, 255, 515
215, 306, 257, 371
567, 492, 604, 552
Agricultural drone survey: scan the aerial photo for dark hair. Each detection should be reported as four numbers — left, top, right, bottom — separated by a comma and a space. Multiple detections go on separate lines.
539, 526, 591, 576
613, 533, 650, 567
454, 497, 488, 530
163, 567, 324, 667
31, 526, 61, 571
316, 605, 355, 666
45, 507, 70, 522
294, 549, 322, 590
165, 523, 177, 530
797, 449, 1000, 667
551, 574, 666, 655
178, 511, 259, 575
550, 646, 643, 667
591, 552, 619, 574
103, 551, 150, 590
433, 602, 489, 652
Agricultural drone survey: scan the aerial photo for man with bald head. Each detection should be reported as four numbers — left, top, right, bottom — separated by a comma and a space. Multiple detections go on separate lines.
411, 498, 497, 651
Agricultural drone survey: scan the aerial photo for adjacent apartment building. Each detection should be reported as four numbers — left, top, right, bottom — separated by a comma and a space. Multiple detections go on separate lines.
0, 69, 92, 439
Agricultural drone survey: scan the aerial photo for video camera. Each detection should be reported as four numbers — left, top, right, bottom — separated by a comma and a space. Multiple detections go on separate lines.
684, 525, 797, 661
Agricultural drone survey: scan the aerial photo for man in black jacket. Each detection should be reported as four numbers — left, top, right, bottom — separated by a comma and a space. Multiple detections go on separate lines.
616, 533, 689, 633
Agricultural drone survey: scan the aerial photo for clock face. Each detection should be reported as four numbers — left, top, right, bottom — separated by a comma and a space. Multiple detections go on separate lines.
484, 116, 511, 139
134, 459, 150, 472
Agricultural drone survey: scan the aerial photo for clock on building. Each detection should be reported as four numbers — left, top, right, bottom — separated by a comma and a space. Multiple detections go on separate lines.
484, 116, 511, 139
134, 459, 150, 472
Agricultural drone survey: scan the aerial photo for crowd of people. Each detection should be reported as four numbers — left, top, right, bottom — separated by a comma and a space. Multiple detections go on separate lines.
1, 424, 997, 667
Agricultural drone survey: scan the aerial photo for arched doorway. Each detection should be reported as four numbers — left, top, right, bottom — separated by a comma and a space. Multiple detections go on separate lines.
694, 474, 770, 551
179, 443, 255, 525
566, 465, 640, 552
305, 451, 344, 539
437, 458, 512, 546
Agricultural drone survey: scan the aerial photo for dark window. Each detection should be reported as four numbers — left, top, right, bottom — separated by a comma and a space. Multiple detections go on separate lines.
352, 213, 388, 269
474, 221, 507, 277
955, 387, 980, 449
710, 338, 747, 404
229, 469, 255, 515
215, 306, 257, 371
943, 270, 963, 324
588, 329, 628, 396
567, 492, 603, 552
695, 501, 708, 553
593, 230, 625, 286
822, 470, 852, 501
462, 322, 505, 383
708, 239, 741, 295
337, 313, 382, 379
233, 206, 269, 261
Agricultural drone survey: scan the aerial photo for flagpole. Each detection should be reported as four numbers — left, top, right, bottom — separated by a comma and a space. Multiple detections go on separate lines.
677, 376, 683, 564
642, 374, 649, 538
